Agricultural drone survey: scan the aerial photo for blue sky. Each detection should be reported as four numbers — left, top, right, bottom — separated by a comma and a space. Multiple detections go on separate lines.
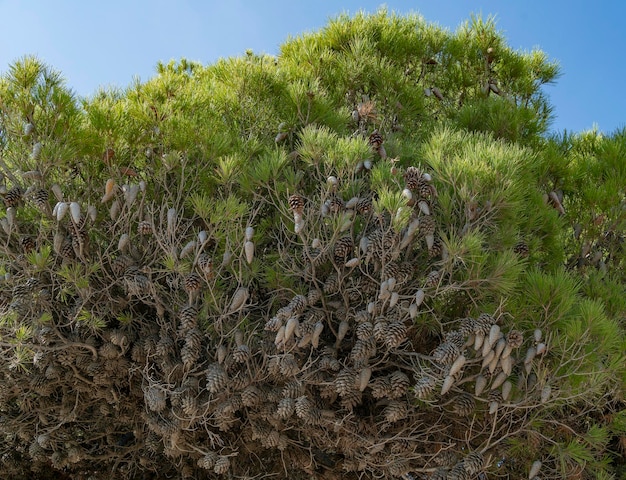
1, 0, 624, 135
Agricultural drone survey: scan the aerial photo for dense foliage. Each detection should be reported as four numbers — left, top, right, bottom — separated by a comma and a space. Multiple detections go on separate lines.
0, 10, 624, 480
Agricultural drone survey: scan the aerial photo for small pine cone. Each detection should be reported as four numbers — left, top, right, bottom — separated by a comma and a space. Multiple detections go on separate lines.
428, 235, 443, 257
452, 393, 475, 416
323, 273, 341, 294
383, 400, 408, 423
60, 238, 75, 259
355, 197, 373, 215
474, 313, 496, 335
111, 255, 135, 276
404, 166, 421, 183
264, 316, 283, 332
458, 317, 477, 336
445, 330, 466, 349
182, 329, 202, 364
373, 318, 388, 343
146, 386, 167, 412
197, 254, 213, 277
197, 451, 218, 470
241, 385, 263, 407
355, 322, 373, 340
179, 304, 198, 332
513, 240, 529, 257
303, 246, 327, 267
156, 333, 175, 357
417, 179, 434, 199
295, 395, 313, 419
382, 262, 399, 282
276, 397, 296, 419
327, 195, 345, 214
333, 235, 354, 264
32, 188, 49, 211
463, 451, 484, 474
340, 388, 362, 410
434, 450, 458, 467
488, 389, 503, 404
351, 336, 377, 364
307, 288, 322, 305
388, 371, 411, 399
262, 430, 281, 449
4, 186, 23, 207
413, 375, 437, 399
430, 468, 449, 480
232, 344, 250, 363
384, 321, 407, 348
448, 463, 470, 480
181, 393, 198, 417
205, 363, 228, 393
282, 380, 305, 399
279, 353, 300, 376
137, 220, 152, 235
288, 294, 308, 314
405, 175, 420, 191
184, 273, 203, 293
99, 342, 120, 360
288, 194, 305, 215
432, 342, 461, 365
368, 130, 383, 151
335, 368, 358, 396
21, 236, 36, 253
424, 270, 441, 288
419, 215, 436, 236
320, 355, 341, 371
370, 376, 392, 399
213, 456, 230, 475
506, 329, 524, 349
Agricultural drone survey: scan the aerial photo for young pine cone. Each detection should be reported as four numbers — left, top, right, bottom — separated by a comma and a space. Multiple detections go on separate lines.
288, 194, 305, 215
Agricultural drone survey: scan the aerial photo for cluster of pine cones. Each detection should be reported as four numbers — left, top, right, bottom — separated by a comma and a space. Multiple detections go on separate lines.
0, 131, 548, 480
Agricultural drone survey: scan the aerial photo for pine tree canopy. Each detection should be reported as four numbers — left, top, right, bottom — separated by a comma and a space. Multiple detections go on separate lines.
0, 9, 624, 480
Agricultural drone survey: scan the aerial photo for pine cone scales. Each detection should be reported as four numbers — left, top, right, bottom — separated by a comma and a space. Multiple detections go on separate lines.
288, 194, 305, 214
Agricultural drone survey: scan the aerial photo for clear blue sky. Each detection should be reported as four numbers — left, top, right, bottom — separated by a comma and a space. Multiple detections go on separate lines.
1, 0, 624, 135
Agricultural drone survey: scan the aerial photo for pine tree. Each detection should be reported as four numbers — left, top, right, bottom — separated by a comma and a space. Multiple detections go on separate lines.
0, 10, 624, 480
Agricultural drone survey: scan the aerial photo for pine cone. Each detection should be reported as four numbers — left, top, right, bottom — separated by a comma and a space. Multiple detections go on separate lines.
413, 375, 437, 399
279, 353, 300, 376
424, 270, 441, 288
448, 463, 470, 480
355, 322, 373, 340
506, 329, 524, 348
388, 371, 411, 399
184, 273, 203, 293
241, 386, 263, 407
419, 215, 436, 236
288, 294, 308, 314
4, 186, 23, 207
205, 363, 228, 393
383, 400, 408, 423
355, 197, 373, 215
213, 456, 230, 475
368, 130, 383, 151
31, 188, 49, 212
384, 321, 407, 348
350, 336, 376, 364
432, 342, 461, 365
20, 236, 36, 253
463, 451, 484, 474
327, 195, 345, 214
370, 376, 392, 399
178, 305, 198, 334
288, 194, 305, 215
137, 220, 153, 235
452, 393, 475, 416
513, 240, 529, 257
